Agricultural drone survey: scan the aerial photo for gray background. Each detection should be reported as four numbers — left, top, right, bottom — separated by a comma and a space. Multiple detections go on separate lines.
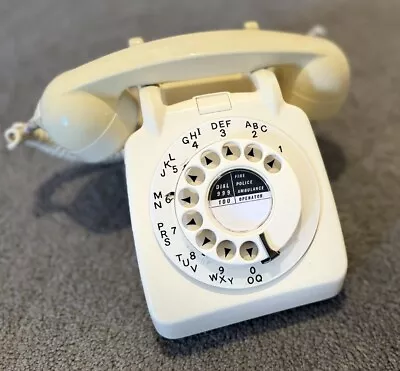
0, 0, 399, 369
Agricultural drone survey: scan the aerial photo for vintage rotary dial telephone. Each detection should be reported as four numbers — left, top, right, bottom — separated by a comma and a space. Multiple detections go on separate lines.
5, 22, 349, 338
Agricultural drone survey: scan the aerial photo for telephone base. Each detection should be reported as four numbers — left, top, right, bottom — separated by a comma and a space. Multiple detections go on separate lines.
124, 67, 347, 339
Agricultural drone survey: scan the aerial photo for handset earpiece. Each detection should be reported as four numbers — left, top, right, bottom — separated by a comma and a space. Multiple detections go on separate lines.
39, 89, 138, 162
276, 49, 350, 120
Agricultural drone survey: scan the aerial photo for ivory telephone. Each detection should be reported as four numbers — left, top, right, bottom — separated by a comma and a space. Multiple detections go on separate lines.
5, 22, 350, 338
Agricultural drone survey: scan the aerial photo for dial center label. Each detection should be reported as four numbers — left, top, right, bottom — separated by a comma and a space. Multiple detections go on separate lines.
208, 168, 272, 232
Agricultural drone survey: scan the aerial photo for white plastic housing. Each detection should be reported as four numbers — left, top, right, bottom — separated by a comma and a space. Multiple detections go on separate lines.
124, 70, 347, 339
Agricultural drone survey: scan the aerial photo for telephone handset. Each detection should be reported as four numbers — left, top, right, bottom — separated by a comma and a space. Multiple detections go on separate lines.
5, 23, 349, 338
